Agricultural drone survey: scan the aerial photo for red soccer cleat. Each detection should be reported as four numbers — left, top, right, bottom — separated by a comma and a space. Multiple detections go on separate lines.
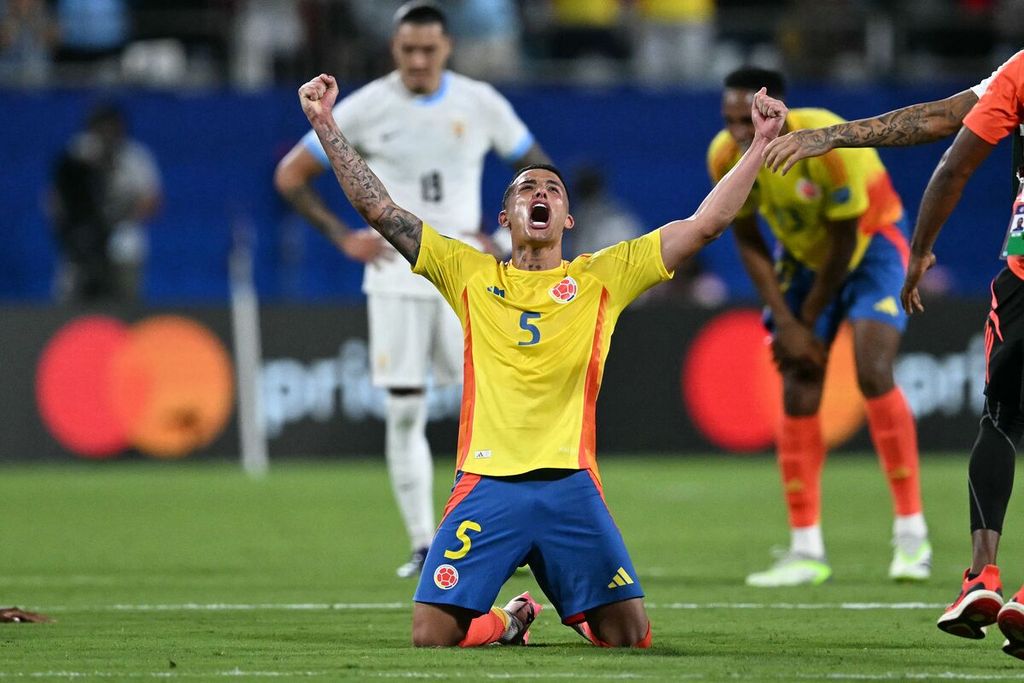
937, 565, 1004, 639
998, 588, 1024, 659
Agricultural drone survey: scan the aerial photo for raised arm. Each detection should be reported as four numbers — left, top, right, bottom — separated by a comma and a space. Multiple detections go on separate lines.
900, 127, 995, 314
764, 89, 979, 174
658, 88, 786, 273
298, 73, 423, 264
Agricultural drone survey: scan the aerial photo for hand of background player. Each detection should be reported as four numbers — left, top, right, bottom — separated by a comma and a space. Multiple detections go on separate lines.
0, 607, 51, 623
751, 88, 787, 143
298, 74, 339, 125
342, 229, 390, 264
763, 129, 833, 175
900, 251, 936, 314
772, 318, 827, 376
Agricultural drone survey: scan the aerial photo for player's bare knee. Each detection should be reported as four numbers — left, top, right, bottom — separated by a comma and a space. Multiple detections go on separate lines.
411, 623, 462, 647
588, 599, 649, 647
855, 366, 894, 398
411, 603, 468, 647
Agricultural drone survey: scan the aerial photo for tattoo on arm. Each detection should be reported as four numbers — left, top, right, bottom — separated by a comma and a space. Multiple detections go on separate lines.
826, 91, 977, 148
319, 127, 422, 263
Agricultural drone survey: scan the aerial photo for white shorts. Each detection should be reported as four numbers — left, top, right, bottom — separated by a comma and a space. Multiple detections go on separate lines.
367, 294, 463, 389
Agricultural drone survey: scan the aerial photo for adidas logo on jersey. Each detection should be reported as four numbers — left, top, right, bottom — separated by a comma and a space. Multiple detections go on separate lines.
607, 566, 635, 589
487, 285, 506, 299
873, 296, 899, 317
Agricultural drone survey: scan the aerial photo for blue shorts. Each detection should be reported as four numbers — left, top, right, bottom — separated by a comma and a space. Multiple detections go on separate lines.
413, 469, 644, 623
766, 221, 909, 344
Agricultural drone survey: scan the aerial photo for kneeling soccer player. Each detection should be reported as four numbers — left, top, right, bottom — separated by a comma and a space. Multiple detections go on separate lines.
296, 72, 787, 646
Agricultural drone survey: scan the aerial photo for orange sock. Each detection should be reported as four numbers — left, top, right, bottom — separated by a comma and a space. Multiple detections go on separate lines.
458, 607, 509, 648
578, 621, 652, 648
866, 387, 922, 516
777, 414, 826, 527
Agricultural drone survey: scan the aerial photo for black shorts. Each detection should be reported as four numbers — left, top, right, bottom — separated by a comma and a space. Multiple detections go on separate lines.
986, 267, 1024, 408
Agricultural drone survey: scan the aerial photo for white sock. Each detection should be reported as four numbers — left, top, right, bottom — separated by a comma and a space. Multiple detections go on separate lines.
791, 525, 825, 559
385, 393, 433, 550
894, 512, 928, 539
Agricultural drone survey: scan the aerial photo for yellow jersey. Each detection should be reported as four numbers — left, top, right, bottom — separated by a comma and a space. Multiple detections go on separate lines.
413, 223, 672, 478
707, 108, 904, 271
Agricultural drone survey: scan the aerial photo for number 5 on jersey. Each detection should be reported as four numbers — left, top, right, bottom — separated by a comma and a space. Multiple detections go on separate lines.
518, 311, 541, 346
444, 520, 481, 560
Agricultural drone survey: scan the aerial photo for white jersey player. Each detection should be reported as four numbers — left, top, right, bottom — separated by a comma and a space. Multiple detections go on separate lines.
274, 1, 549, 578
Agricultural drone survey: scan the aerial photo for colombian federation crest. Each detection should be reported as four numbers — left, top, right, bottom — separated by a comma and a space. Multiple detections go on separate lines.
549, 276, 578, 304
433, 564, 459, 590
795, 178, 821, 202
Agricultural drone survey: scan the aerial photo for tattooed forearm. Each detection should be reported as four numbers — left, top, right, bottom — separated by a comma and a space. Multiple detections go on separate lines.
827, 90, 979, 148
316, 124, 422, 263
281, 184, 351, 250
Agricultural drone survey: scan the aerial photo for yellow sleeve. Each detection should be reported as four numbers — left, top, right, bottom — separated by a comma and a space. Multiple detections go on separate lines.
412, 223, 491, 315
809, 148, 870, 223
584, 230, 673, 310
707, 130, 757, 219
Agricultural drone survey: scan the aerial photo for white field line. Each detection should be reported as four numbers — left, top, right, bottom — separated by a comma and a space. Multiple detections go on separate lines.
33, 601, 947, 613
3, 673, 1024, 681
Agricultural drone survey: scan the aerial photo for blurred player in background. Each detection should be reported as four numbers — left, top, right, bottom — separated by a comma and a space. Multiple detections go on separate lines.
274, 1, 549, 579
709, 67, 931, 587
0, 607, 49, 623
759, 49, 1024, 651
892, 50, 1024, 659
297, 70, 786, 646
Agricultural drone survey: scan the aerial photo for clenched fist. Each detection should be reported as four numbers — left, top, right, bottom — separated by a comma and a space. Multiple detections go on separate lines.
299, 74, 339, 125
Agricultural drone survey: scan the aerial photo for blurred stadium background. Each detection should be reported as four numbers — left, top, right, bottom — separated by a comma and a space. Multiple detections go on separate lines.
3, 0, 1017, 464
3, 1, 1024, 676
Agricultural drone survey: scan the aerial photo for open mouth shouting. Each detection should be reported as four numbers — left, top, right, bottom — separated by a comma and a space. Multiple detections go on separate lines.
529, 202, 551, 229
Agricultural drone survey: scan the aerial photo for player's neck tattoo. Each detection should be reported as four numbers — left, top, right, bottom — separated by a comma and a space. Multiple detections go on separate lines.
511, 244, 562, 271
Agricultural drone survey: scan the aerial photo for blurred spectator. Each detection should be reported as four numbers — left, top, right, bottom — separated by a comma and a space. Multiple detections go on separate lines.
446, 0, 523, 82
994, 0, 1024, 57
348, 0, 409, 77
0, 0, 58, 86
544, 0, 631, 81
231, 0, 306, 90
568, 164, 643, 257
55, 0, 127, 73
777, 0, 869, 82
633, 0, 716, 85
51, 104, 162, 304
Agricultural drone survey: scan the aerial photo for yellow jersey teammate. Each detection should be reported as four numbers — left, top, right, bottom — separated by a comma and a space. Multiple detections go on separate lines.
297, 71, 786, 648
708, 67, 930, 588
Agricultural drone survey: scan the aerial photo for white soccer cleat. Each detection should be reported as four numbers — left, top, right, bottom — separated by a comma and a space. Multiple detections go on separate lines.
396, 547, 429, 579
889, 535, 932, 582
745, 550, 832, 587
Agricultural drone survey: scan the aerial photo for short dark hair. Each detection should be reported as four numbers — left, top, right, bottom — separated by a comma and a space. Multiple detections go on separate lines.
393, 1, 448, 33
502, 164, 569, 211
724, 67, 786, 99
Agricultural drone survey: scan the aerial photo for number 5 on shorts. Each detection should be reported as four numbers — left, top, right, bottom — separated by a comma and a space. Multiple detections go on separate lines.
444, 520, 481, 560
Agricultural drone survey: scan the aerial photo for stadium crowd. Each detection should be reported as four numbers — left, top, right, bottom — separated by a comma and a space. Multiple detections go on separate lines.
3, 0, 1023, 89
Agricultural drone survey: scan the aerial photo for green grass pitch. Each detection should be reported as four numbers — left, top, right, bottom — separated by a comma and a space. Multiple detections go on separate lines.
3, 454, 1024, 680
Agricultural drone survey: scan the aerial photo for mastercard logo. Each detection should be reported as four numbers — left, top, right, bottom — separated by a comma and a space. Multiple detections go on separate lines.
682, 309, 865, 452
35, 315, 235, 459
